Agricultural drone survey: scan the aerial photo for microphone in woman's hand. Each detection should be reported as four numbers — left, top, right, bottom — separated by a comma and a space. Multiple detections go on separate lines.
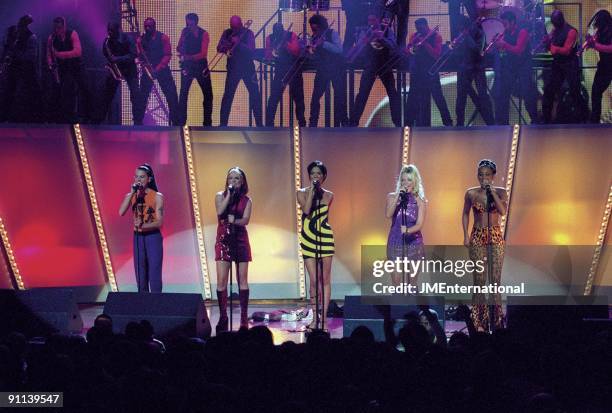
313, 180, 320, 188
132, 182, 142, 192
228, 184, 235, 194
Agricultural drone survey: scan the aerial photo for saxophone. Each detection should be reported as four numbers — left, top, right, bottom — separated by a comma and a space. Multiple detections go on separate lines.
104, 36, 125, 81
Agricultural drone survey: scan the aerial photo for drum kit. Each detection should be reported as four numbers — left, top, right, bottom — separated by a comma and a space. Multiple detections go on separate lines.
278, 0, 330, 12
476, 0, 545, 51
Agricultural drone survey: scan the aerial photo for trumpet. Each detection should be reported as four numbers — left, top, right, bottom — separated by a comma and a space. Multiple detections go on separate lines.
271, 23, 294, 58
408, 25, 440, 55
203, 19, 252, 78
103, 37, 125, 81
481, 32, 503, 56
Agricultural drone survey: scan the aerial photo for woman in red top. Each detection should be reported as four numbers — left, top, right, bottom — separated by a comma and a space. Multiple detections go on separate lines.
214, 167, 252, 332
118, 163, 164, 292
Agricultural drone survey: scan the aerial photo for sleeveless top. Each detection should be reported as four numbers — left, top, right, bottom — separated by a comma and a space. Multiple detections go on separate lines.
53, 29, 81, 71
300, 203, 335, 258
141, 31, 165, 66
551, 24, 578, 65
130, 189, 158, 232
502, 27, 530, 68
215, 194, 251, 262
597, 28, 612, 69
386, 193, 424, 260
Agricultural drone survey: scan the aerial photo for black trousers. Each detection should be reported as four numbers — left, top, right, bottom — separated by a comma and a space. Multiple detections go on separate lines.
590, 63, 611, 123
96, 67, 140, 124
220, 63, 262, 127
405, 71, 452, 126
350, 64, 401, 126
265, 62, 305, 127
456, 67, 494, 126
310, 65, 347, 127
542, 60, 586, 123
178, 60, 213, 126
139, 67, 180, 126
54, 65, 91, 124
495, 62, 538, 124
0, 63, 41, 122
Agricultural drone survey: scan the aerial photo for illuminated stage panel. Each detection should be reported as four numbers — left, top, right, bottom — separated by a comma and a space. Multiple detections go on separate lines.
189, 128, 299, 298
409, 126, 513, 245
0, 126, 106, 290
81, 126, 201, 293
505, 125, 612, 295
301, 128, 403, 296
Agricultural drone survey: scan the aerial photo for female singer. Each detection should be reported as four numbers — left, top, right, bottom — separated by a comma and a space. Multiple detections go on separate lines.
297, 160, 334, 330
461, 159, 508, 332
118, 163, 164, 293
385, 164, 426, 285
214, 167, 252, 332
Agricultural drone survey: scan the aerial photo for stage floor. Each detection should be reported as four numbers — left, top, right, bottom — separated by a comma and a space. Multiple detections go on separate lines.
80, 302, 468, 344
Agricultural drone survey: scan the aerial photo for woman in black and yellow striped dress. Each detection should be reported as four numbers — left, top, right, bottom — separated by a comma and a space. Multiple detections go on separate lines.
297, 160, 334, 329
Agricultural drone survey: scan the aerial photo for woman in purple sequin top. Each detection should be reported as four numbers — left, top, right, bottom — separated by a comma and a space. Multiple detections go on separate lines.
385, 164, 426, 284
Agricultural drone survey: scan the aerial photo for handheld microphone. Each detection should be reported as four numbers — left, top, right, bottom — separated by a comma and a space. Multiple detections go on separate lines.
228, 184, 235, 194
313, 180, 320, 188
132, 182, 142, 192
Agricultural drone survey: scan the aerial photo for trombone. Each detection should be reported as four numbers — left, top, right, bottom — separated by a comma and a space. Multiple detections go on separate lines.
481, 32, 503, 57
103, 36, 125, 81
428, 29, 468, 75
203, 19, 253, 78
377, 25, 439, 76
281, 19, 336, 87
271, 23, 294, 58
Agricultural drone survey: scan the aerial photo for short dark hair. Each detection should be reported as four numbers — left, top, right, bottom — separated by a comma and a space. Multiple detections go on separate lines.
478, 159, 497, 174
186, 13, 199, 24
53, 17, 65, 26
307, 160, 327, 179
415, 18, 428, 26
309, 14, 328, 30
500, 11, 516, 24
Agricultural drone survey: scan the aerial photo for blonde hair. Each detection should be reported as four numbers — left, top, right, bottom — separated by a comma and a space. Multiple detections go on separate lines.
395, 164, 425, 200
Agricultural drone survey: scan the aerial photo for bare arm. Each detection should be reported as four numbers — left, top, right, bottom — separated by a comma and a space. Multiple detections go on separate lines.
594, 40, 612, 53
119, 187, 136, 216
141, 193, 164, 230
156, 34, 172, 70
551, 29, 577, 55
297, 187, 315, 216
215, 191, 233, 216
233, 198, 252, 226
500, 29, 529, 55
462, 190, 472, 246
490, 187, 508, 216
55, 31, 82, 59
406, 197, 426, 234
385, 192, 400, 218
